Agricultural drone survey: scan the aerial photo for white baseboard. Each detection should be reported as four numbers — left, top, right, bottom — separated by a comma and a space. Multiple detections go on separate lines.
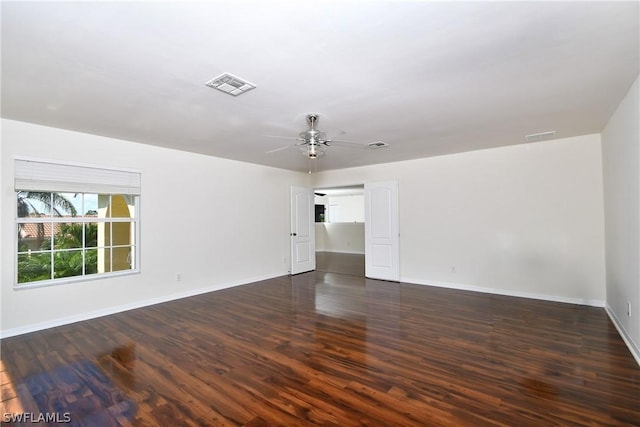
605, 305, 640, 367
0, 272, 287, 339
400, 276, 606, 307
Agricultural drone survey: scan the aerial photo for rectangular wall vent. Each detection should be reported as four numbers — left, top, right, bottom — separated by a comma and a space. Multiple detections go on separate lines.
205, 73, 256, 97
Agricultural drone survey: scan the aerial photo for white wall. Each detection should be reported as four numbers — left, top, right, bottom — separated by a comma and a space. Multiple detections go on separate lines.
315, 223, 326, 251
601, 75, 640, 363
0, 119, 308, 337
313, 134, 606, 305
315, 223, 364, 254
0, 119, 615, 341
327, 195, 364, 222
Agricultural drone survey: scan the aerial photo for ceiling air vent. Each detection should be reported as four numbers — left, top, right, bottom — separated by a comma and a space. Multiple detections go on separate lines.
368, 141, 389, 149
525, 131, 556, 143
205, 73, 256, 97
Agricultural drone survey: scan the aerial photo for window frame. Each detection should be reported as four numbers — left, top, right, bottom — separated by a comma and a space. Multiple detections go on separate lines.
13, 158, 141, 290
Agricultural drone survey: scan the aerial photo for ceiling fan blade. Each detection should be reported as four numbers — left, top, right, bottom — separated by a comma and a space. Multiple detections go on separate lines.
265, 145, 291, 154
265, 135, 301, 141
327, 139, 368, 149
266, 139, 310, 154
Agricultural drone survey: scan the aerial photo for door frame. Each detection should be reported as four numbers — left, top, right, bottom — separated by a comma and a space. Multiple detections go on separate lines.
311, 181, 400, 281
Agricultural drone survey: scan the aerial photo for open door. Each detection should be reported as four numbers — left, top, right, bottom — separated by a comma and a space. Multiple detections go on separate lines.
364, 180, 400, 281
290, 186, 315, 275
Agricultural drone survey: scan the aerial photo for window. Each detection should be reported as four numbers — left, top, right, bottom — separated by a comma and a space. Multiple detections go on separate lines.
14, 159, 140, 287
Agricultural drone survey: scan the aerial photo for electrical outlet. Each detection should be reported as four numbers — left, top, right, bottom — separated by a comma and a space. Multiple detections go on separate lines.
176, 273, 181, 282
627, 301, 631, 317
451, 266, 456, 274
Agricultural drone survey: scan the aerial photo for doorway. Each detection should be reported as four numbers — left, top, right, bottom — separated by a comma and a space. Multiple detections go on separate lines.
314, 185, 365, 277
291, 181, 399, 281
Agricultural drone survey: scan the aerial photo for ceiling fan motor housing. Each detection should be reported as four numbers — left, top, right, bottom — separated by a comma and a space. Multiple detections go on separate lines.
306, 113, 319, 129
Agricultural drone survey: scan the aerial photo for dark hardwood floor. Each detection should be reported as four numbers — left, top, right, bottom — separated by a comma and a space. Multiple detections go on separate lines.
2, 271, 639, 426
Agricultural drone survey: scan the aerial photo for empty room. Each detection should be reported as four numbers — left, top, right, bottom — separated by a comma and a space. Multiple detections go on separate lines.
1, 1, 639, 425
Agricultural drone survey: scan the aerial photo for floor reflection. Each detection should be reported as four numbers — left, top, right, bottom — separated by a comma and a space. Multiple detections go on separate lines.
316, 251, 365, 277
10, 358, 136, 426
314, 274, 369, 319
99, 342, 137, 389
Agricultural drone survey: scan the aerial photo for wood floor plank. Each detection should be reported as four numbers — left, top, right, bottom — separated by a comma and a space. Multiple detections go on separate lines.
1, 270, 639, 426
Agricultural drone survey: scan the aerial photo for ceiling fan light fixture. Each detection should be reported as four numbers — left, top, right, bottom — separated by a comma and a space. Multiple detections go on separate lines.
205, 73, 256, 97
302, 145, 324, 158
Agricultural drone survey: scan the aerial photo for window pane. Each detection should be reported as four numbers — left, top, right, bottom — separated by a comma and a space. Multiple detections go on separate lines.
17, 252, 51, 284
54, 223, 83, 249
83, 193, 99, 217
112, 246, 133, 272
104, 222, 112, 246
97, 194, 110, 218
99, 248, 111, 274
54, 250, 84, 279
85, 249, 98, 275
126, 195, 136, 218
57, 192, 81, 218
85, 223, 98, 248
110, 195, 135, 218
111, 222, 131, 246
17, 192, 52, 218
128, 245, 136, 269
18, 223, 52, 251
130, 223, 136, 246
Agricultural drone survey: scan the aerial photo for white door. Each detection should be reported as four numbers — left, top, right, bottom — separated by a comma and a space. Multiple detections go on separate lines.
364, 180, 400, 281
290, 186, 315, 275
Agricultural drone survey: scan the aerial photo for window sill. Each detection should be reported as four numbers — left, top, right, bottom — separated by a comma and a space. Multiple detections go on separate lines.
14, 269, 140, 290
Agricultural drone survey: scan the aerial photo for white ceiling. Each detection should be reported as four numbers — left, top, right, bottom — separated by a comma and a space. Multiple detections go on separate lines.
2, 1, 638, 172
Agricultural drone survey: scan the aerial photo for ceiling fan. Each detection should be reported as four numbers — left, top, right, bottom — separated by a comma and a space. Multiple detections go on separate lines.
266, 113, 369, 158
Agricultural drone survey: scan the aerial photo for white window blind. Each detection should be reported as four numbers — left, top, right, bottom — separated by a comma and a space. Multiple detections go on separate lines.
15, 159, 141, 195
